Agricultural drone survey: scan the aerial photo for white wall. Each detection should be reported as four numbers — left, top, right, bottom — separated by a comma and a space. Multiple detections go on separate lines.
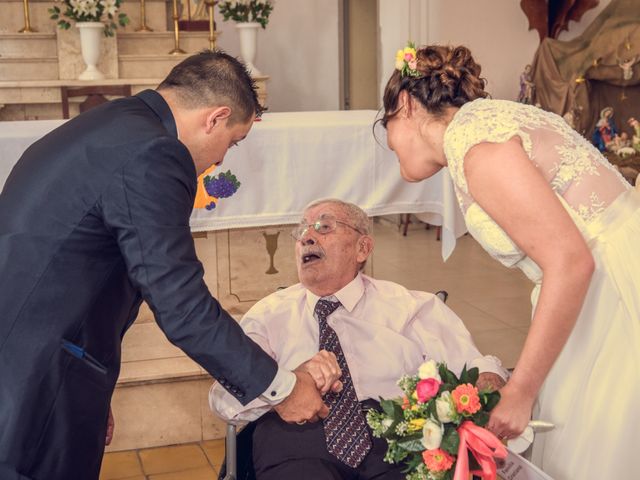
425, 0, 539, 101
379, 0, 539, 102
378, 0, 612, 104
212, 0, 611, 112
214, 0, 342, 112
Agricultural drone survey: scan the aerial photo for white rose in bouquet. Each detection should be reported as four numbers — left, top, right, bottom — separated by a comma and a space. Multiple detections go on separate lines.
418, 359, 441, 382
435, 391, 458, 423
421, 418, 444, 450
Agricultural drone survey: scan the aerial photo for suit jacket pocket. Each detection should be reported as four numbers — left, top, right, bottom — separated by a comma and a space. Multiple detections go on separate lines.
61, 339, 108, 376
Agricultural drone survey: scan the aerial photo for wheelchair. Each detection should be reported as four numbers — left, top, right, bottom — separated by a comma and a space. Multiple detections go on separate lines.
217, 290, 449, 480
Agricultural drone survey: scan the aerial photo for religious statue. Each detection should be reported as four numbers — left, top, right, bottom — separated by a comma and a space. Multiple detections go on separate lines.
609, 132, 636, 158
592, 107, 618, 152
517, 64, 535, 104
629, 117, 640, 152
618, 56, 638, 81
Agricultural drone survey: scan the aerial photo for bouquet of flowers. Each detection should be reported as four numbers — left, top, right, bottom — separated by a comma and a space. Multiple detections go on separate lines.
367, 360, 507, 480
218, 0, 274, 28
49, 0, 129, 36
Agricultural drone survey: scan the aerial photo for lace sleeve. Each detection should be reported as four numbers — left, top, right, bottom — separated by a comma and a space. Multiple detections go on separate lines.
443, 99, 532, 196
444, 98, 630, 227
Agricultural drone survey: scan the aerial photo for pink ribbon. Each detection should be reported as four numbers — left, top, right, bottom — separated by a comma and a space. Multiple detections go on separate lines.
453, 421, 507, 480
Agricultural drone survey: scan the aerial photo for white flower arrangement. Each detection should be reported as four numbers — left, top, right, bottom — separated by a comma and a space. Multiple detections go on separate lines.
49, 0, 130, 36
218, 0, 274, 28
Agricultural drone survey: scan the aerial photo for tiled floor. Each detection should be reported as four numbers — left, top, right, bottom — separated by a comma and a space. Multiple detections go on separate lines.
100, 440, 224, 479
100, 218, 533, 479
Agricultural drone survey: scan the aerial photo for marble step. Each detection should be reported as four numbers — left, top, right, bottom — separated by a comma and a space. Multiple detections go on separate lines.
0, 33, 57, 57
107, 320, 227, 452
118, 31, 217, 55
0, 56, 58, 81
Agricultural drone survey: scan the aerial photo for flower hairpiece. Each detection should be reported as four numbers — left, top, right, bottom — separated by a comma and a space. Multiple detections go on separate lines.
395, 41, 420, 78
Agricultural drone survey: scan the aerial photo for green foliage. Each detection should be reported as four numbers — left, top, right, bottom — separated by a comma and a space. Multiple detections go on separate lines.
471, 410, 490, 427
48, 0, 130, 36
439, 362, 459, 391
480, 390, 501, 412
459, 365, 479, 386
440, 428, 460, 455
218, 0, 274, 28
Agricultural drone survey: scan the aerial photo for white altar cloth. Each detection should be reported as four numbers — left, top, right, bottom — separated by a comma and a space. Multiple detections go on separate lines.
0, 110, 466, 259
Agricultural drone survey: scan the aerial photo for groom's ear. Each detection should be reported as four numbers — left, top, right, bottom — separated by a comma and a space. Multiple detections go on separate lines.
205, 106, 232, 134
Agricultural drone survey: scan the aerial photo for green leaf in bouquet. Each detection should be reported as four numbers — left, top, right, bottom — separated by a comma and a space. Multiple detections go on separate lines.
467, 367, 479, 386
397, 438, 424, 453
380, 398, 397, 418
403, 453, 424, 472
425, 398, 438, 420
440, 363, 459, 385
384, 439, 410, 463
481, 390, 501, 412
460, 365, 479, 385
440, 382, 456, 393
440, 427, 460, 455
472, 410, 490, 426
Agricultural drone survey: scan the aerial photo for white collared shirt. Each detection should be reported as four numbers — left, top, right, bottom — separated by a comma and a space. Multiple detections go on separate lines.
210, 273, 508, 422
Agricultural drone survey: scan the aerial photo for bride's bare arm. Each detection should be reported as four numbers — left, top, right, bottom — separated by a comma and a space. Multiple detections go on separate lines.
463, 136, 594, 438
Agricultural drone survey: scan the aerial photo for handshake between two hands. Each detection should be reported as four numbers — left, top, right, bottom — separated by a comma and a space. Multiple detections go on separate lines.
274, 350, 343, 424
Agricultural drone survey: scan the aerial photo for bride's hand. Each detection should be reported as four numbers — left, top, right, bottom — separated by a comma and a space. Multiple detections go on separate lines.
486, 382, 535, 440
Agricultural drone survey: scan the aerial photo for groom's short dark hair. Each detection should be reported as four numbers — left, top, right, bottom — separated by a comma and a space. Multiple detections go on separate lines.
158, 49, 264, 125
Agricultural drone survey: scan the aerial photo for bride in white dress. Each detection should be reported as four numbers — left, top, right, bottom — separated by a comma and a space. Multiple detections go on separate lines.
380, 44, 640, 479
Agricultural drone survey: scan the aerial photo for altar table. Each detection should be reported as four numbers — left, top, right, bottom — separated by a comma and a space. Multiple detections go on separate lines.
0, 110, 467, 260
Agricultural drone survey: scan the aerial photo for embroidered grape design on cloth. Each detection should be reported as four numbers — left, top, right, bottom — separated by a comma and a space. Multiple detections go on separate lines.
203, 171, 241, 210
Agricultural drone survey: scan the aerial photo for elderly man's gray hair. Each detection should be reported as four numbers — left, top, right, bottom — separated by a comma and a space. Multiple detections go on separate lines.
303, 198, 371, 236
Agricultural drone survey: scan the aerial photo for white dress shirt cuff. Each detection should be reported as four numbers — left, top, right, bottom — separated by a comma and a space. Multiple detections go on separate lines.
259, 367, 296, 405
469, 355, 510, 381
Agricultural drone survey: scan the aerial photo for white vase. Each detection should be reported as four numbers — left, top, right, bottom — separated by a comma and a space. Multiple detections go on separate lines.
236, 22, 262, 77
76, 22, 105, 80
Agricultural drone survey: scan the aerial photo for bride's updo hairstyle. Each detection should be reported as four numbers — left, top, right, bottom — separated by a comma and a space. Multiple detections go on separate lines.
382, 45, 488, 126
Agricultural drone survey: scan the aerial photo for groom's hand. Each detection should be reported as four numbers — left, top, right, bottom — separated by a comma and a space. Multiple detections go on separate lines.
105, 406, 115, 445
297, 350, 343, 395
274, 370, 329, 424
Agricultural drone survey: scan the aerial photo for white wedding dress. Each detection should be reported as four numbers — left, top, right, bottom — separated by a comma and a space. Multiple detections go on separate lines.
443, 99, 640, 479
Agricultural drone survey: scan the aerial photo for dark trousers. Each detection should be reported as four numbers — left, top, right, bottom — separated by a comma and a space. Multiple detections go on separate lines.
252, 402, 405, 480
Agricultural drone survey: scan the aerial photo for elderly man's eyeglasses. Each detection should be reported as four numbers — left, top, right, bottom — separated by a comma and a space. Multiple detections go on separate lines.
291, 213, 364, 241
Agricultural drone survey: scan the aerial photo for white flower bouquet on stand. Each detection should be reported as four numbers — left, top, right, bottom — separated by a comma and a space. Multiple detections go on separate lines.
218, 0, 273, 76
49, 0, 129, 79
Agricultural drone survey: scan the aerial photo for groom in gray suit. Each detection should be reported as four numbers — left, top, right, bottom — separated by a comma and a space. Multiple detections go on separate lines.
0, 51, 324, 480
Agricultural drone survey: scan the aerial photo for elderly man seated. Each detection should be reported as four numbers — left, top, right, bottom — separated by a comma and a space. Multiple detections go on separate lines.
210, 198, 508, 480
